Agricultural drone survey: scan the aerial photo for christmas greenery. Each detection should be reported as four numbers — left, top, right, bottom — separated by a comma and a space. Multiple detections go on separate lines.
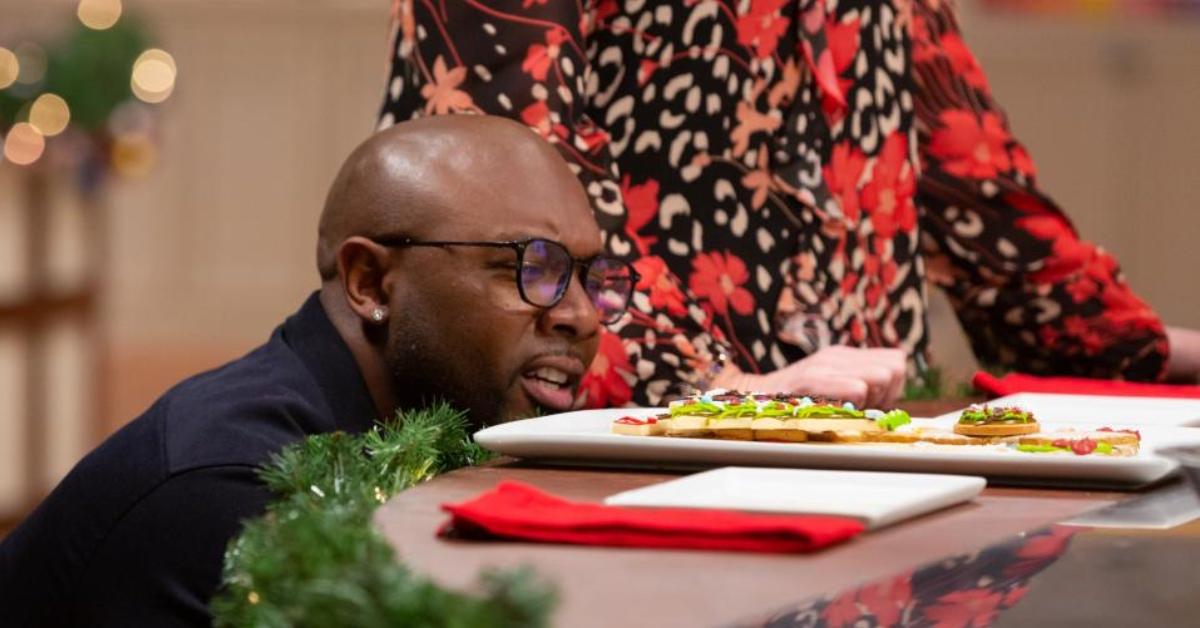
1, 19, 150, 133
210, 403, 556, 627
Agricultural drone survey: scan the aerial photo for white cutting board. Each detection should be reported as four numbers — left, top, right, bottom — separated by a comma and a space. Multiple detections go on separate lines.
604, 467, 986, 529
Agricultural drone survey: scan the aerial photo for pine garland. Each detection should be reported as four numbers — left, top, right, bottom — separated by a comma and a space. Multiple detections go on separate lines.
210, 403, 556, 627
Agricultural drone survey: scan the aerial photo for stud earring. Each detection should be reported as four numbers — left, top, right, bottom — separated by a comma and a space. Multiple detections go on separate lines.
370, 307, 386, 323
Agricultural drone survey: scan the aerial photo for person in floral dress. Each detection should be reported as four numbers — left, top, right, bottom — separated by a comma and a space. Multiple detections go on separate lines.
378, 0, 1200, 407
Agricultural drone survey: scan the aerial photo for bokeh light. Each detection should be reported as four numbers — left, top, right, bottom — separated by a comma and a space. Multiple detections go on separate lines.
14, 43, 47, 85
111, 133, 156, 177
3, 123, 46, 166
30, 93, 72, 137
131, 49, 177, 104
77, 0, 123, 30
0, 47, 18, 89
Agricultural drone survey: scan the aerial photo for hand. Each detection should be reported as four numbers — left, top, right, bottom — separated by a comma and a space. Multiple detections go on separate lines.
712, 346, 907, 409
1166, 326, 1200, 384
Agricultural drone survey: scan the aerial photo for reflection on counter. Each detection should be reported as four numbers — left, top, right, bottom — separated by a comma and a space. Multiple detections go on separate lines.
750, 525, 1076, 627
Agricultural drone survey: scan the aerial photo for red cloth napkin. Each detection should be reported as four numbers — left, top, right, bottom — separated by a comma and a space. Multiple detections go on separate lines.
973, 371, 1200, 399
439, 481, 864, 553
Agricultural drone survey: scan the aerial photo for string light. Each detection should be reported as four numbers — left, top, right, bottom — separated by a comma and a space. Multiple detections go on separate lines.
0, 47, 18, 89
131, 49, 176, 104
14, 43, 47, 85
3, 123, 46, 166
29, 93, 71, 137
77, 0, 122, 30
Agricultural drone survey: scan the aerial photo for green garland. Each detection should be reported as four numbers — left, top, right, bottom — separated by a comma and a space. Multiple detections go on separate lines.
211, 403, 556, 627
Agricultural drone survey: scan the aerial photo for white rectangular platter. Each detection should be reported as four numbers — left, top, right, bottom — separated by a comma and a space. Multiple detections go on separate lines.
474, 408, 1200, 488
933, 393, 1200, 428
604, 467, 986, 529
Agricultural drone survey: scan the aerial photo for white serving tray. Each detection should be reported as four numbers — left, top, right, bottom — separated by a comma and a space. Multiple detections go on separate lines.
604, 467, 986, 529
474, 408, 1200, 488
933, 393, 1200, 428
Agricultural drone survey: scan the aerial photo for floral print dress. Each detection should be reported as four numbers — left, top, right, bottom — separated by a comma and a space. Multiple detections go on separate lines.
379, 0, 1168, 406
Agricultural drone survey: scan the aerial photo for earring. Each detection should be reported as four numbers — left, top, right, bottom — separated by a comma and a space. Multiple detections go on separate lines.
370, 307, 386, 323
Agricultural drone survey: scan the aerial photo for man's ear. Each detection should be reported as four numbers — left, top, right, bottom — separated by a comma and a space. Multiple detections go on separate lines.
336, 236, 394, 324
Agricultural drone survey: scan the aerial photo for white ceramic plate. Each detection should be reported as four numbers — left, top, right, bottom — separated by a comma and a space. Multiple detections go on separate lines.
474, 408, 1200, 488
933, 393, 1200, 428
604, 467, 986, 529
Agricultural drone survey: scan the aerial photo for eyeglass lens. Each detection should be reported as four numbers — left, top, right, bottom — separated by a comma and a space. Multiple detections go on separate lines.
519, 239, 632, 323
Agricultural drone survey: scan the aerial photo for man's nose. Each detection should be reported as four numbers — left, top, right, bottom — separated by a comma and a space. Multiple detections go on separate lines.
539, 271, 601, 340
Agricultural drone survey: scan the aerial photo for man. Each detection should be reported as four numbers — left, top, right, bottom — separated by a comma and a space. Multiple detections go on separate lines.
0, 115, 630, 625
380, 0, 1200, 408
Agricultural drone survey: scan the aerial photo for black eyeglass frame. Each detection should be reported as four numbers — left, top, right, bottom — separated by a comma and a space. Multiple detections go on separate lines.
369, 236, 640, 324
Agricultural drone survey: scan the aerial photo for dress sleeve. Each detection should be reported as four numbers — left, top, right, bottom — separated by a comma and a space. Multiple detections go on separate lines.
380, 0, 732, 405
909, 0, 1168, 380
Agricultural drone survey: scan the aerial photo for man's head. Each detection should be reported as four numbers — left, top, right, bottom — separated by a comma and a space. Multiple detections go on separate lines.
318, 115, 618, 427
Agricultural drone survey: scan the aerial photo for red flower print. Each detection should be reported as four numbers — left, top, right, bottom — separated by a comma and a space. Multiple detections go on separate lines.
420, 56, 476, 115
520, 101, 569, 141
1003, 585, 1030, 608
731, 100, 783, 158
394, 0, 415, 48
1062, 315, 1106, 355
911, 13, 937, 63
768, 58, 802, 108
637, 59, 659, 86
1005, 526, 1078, 578
736, 0, 790, 59
1099, 287, 1162, 334
861, 132, 917, 239
940, 33, 989, 92
579, 329, 634, 408
595, 0, 619, 23
1066, 278, 1098, 303
634, 256, 687, 317
824, 141, 868, 222
822, 589, 862, 627
520, 28, 568, 82
1011, 144, 1037, 179
840, 271, 860, 296
796, 251, 817, 281
621, 175, 660, 256
689, 251, 755, 317
574, 117, 610, 155
928, 110, 1012, 179
856, 574, 913, 626
1003, 190, 1050, 215
821, 17, 861, 117
742, 145, 774, 210
1017, 213, 1096, 284
923, 588, 1004, 628
1039, 324, 1060, 348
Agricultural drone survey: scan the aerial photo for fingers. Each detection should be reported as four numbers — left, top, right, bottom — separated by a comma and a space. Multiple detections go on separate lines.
710, 346, 909, 408
817, 348, 906, 406
796, 373, 869, 407
780, 346, 907, 408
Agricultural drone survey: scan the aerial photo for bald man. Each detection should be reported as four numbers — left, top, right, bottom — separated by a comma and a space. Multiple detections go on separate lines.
0, 116, 633, 626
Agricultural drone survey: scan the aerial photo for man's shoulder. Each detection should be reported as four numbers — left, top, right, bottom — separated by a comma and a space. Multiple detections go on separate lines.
155, 336, 333, 472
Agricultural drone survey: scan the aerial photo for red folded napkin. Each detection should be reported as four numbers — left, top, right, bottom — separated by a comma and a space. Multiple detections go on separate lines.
973, 371, 1200, 399
439, 480, 864, 553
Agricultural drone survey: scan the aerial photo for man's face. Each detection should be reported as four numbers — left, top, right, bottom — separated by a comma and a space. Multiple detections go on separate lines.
381, 162, 603, 427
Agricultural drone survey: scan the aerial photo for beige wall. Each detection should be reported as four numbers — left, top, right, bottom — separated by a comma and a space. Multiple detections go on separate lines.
2, 0, 1199, 508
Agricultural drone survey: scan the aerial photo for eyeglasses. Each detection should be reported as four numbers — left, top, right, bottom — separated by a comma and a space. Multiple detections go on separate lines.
371, 236, 639, 324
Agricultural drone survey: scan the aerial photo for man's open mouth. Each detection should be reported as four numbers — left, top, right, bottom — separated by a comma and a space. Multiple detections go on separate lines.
519, 357, 584, 413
